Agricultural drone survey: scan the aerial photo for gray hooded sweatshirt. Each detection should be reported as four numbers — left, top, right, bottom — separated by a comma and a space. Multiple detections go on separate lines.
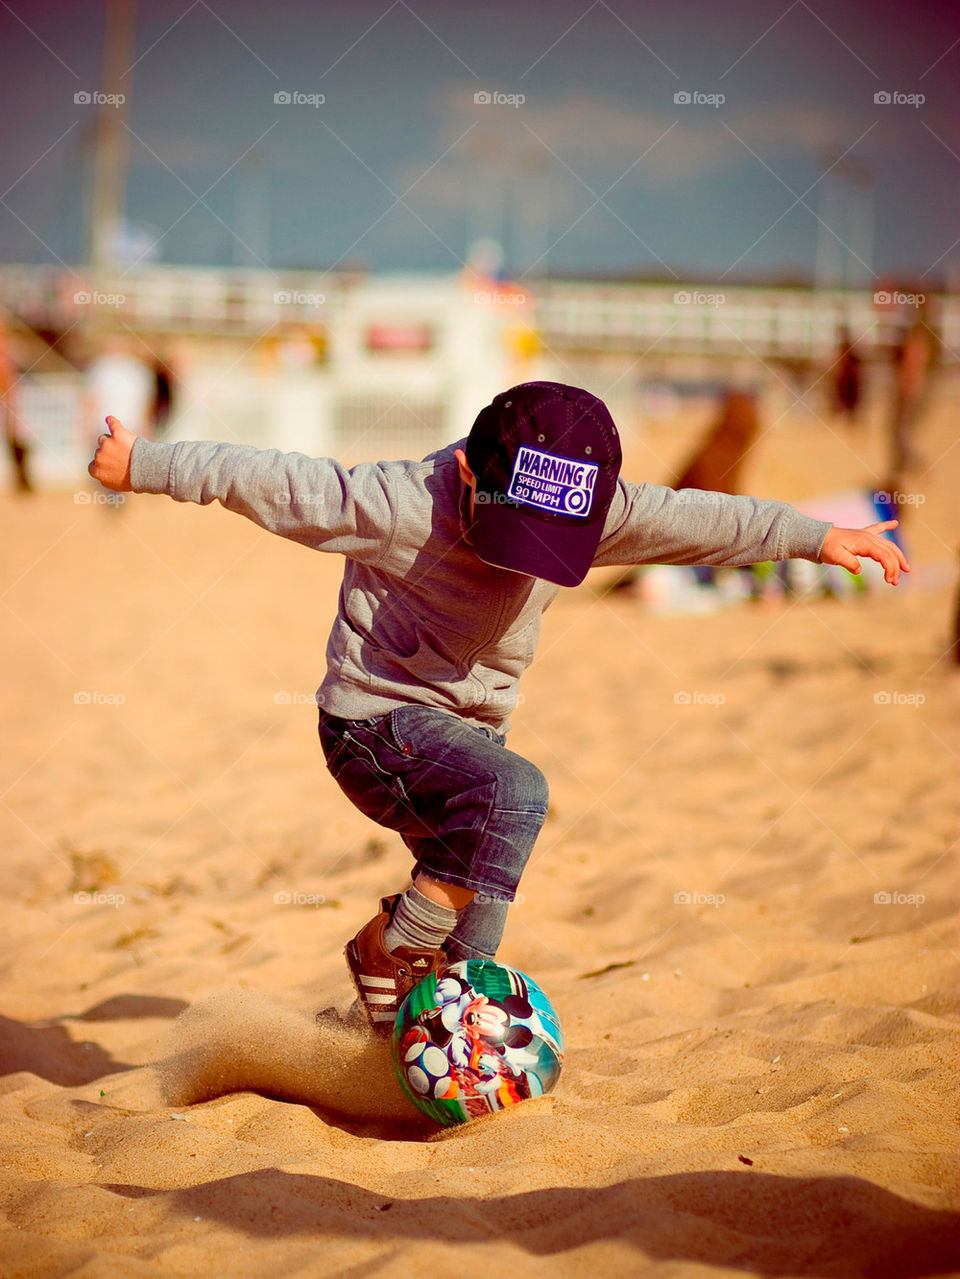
129, 437, 831, 732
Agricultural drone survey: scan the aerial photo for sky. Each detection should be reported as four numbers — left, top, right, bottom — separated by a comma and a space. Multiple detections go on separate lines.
0, 0, 957, 286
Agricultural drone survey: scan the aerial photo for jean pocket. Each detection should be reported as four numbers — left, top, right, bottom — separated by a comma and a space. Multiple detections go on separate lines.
324, 724, 409, 829
387, 703, 465, 760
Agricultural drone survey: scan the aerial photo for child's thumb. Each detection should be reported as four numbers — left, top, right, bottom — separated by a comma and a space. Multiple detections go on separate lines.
104, 415, 129, 436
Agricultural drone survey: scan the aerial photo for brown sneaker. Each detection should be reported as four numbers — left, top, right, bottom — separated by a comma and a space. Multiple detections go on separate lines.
344, 895, 446, 1037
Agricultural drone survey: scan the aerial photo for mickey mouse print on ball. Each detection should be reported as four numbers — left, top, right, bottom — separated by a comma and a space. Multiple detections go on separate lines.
391, 960, 564, 1126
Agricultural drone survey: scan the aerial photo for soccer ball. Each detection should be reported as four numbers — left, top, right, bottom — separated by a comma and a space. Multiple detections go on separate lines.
391, 960, 564, 1127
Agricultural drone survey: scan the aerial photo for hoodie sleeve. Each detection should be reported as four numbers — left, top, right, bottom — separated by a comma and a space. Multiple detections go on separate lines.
593, 479, 832, 568
129, 437, 397, 564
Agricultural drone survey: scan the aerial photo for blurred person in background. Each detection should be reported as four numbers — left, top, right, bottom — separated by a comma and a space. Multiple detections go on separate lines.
86, 337, 154, 446
150, 352, 175, 440
675, 391, 764, 597
0, 320, 32, 494
888, 304, 937, 479
832, 325, 863, 425
611, 390, 761, 597
673, 390, 759, 496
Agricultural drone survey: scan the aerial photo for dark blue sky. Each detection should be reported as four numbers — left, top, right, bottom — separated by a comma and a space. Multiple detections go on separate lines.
1, 0, 957, 284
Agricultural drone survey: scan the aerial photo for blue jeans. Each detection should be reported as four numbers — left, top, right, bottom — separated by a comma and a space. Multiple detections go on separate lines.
317, 704, 549, 961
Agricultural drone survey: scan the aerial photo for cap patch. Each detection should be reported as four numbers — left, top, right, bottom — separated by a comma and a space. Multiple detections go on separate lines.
506, 445, 598, 517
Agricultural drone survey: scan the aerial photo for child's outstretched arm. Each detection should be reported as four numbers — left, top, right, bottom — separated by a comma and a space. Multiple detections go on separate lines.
88, 416, 396, 562
594, 480, 911, 586
819, 520, 910, 586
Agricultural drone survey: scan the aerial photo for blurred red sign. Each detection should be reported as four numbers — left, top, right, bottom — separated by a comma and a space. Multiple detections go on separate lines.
365, 323, 434, 352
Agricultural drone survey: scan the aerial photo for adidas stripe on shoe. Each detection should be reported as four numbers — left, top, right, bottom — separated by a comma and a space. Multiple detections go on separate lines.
344, 895, 446, 1037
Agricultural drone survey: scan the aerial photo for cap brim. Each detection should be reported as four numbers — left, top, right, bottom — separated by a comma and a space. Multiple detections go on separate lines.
470, 499, 600, 587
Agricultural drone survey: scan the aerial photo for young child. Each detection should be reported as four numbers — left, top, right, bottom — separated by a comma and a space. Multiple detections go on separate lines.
88, 381, 909, 1035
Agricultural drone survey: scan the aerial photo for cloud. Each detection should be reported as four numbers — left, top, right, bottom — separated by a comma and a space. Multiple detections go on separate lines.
396, 89, 865, 225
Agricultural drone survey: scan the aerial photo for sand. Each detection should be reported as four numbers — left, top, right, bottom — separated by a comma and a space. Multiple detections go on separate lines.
1, 378, 958, 1278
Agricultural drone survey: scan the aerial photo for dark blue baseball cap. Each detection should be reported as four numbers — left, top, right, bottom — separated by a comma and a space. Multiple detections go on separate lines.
465, 382, 622, 587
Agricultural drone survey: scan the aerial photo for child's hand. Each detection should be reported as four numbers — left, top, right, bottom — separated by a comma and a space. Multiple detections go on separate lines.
819, 521, 911, 585
88, 416, 136, 491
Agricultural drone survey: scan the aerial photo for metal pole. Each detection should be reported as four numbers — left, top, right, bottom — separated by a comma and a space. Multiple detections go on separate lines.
89, 0, 137, 279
